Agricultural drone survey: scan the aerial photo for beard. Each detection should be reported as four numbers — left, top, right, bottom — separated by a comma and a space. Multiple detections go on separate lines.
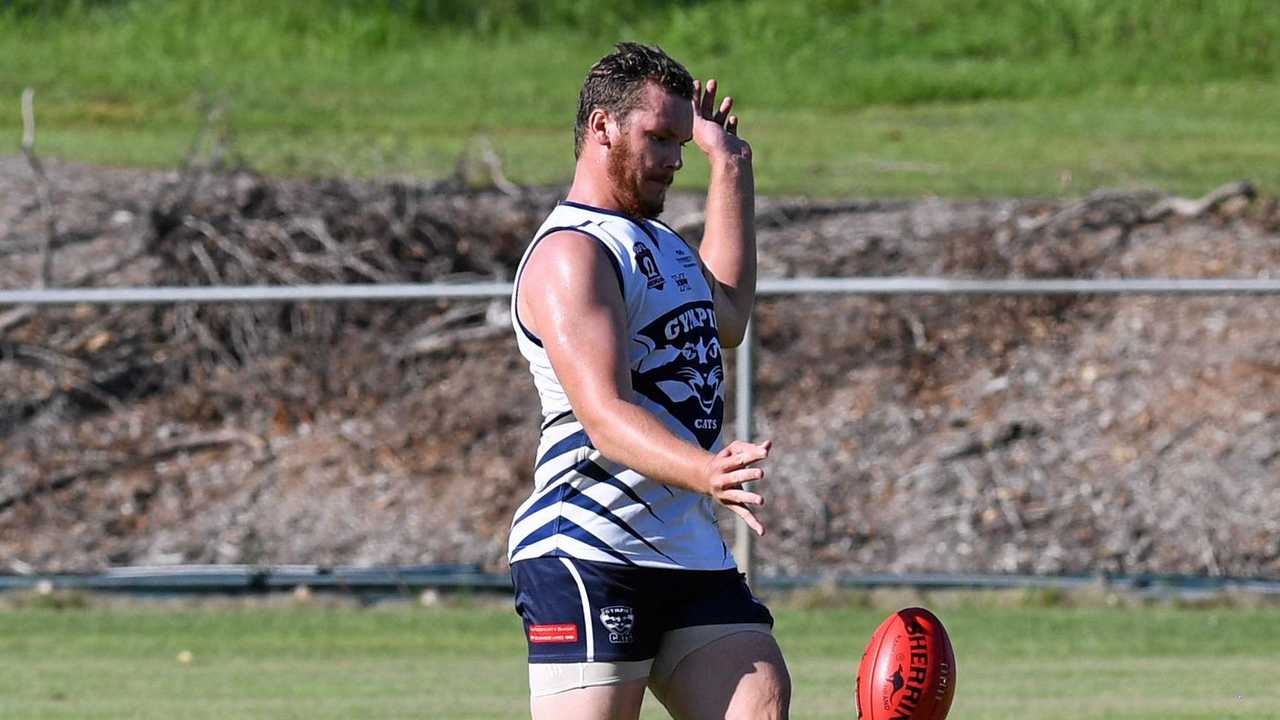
607, 133, 666, 219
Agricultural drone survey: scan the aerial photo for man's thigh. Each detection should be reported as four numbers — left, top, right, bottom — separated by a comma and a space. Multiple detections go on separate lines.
647, 568, 786, 719
651, 629, 791, 720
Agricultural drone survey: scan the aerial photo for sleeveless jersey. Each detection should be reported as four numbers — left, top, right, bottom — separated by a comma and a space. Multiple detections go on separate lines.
508, 200, 734, 571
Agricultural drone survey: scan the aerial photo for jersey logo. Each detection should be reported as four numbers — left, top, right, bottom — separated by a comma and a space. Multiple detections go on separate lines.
633, 241, 665, 290
599, 606, 635, 644
632, 301, 724, 449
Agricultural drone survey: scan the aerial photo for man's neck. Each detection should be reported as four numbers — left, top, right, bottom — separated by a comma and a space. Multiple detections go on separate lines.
565, 164, 632, 218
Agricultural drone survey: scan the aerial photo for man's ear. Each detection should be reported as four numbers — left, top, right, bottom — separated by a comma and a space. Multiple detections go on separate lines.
588, 108, 613, 149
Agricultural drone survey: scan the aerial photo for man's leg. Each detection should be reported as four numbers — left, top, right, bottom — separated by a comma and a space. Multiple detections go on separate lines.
531, 677, 648, 720
651, 629, 791, 720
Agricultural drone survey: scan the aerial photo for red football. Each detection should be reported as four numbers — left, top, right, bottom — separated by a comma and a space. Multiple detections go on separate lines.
856, 607, 956, 720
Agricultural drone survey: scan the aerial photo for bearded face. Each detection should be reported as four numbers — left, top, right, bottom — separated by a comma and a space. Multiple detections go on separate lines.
602, 83, 688, 219
607, 128, 667, 219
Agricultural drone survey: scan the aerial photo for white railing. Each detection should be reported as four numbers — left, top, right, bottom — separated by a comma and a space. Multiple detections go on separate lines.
5, 277, 1280, 306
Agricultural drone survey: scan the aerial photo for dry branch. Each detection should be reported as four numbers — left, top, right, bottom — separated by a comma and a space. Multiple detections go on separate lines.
1016, 181, 1256, 238
1143, 180, 1256, 222
477, 136, 521, 198
0, 307, 34, 336
19, 88, 57, 288
400, 323, 508, 357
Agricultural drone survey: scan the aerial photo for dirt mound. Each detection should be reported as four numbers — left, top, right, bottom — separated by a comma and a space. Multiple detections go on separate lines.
2, 157, 1278, 579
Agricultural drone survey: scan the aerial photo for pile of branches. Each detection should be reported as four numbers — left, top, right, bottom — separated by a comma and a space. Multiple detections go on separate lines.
1, 147, 557, 439
141, 167, 543, 367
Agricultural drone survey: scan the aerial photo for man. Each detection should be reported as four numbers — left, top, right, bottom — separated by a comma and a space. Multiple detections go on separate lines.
508, 42, 790, 720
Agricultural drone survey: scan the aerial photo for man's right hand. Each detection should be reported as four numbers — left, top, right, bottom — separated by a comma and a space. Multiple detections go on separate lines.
704, 439, 772, 536
691, 78, 750, 163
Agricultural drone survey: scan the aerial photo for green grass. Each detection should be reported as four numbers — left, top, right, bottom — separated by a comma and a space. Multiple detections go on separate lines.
3, 1, 1280, 196
2, 597, 1278, 719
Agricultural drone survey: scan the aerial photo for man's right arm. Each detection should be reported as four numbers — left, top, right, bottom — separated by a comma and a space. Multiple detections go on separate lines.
518, 230, 772, 534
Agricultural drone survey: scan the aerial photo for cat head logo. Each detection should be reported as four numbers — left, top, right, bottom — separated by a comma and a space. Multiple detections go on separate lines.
672, 337, 723, 414
599, 606, 635, 644
632, 302, 724, 449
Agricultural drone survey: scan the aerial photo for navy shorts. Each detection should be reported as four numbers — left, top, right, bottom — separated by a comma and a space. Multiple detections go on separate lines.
510, 556, 774, 664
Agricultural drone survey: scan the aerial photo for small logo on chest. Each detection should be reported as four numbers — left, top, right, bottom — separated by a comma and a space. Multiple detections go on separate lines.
634, 242, 665, 290
674, 247, 699, 269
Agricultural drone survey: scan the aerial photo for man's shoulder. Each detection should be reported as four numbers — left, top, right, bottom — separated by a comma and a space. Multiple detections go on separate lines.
537, 207, 626, 244
527, 228, 607, 264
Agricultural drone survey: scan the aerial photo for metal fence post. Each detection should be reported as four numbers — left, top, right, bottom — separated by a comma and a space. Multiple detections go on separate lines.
733, 317, 756, 579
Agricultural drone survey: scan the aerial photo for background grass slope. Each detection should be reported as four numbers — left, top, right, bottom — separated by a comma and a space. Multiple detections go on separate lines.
3, 0, 1280, 195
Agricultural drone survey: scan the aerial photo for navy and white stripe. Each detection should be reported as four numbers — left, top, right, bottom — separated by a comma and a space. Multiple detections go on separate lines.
509, 202, 734, 571
509, 418, 680, 567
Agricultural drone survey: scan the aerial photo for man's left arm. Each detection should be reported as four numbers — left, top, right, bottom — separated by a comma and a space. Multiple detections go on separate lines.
691, 78, 756, 348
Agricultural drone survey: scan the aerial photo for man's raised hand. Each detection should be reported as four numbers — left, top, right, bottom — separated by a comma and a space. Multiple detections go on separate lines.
692, 78, 749, 159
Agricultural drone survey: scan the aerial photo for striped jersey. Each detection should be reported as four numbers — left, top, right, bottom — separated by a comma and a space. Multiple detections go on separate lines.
508, 200, 734, 571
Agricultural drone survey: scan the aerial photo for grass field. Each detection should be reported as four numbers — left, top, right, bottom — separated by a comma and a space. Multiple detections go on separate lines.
4, 1, 1280, 197
2, 594, 1278, 719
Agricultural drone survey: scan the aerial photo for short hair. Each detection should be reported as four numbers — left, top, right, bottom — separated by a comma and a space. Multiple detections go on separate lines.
574, 42, 694, 159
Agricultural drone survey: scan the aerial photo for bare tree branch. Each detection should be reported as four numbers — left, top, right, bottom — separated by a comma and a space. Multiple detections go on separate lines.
20, 88, 57, 289
477, 136, 522, 198
0, 307, 34, 336
1143, 180, 1256, 222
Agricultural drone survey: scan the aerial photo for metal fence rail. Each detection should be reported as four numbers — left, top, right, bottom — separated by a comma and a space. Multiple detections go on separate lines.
5, 277, 1280, 306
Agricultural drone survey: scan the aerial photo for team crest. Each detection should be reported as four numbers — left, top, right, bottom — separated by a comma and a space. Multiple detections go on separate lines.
599, 606, 635, 644
631, 301, 724, 449
633, 241, 665, 290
